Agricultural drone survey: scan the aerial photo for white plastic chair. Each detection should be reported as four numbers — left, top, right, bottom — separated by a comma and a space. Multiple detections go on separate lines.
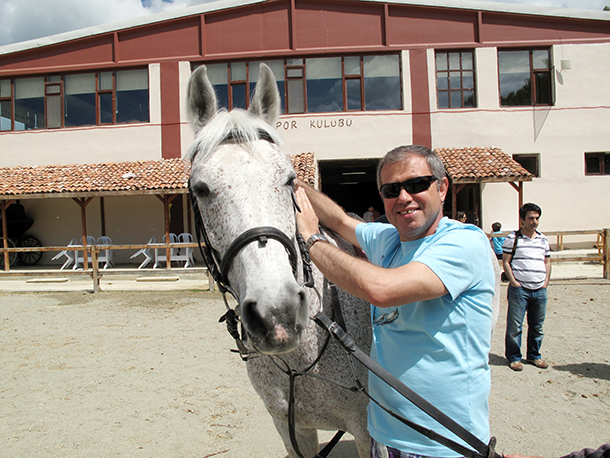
97, 236, 114, 269
153, 233, 178, 269
130, 237, 156, 269
51, 238, 78, 270
177, 232, 195, 268
74, 236, 96, 270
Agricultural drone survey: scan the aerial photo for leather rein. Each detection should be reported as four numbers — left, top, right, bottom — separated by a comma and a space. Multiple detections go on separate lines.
188, 129, 500, 458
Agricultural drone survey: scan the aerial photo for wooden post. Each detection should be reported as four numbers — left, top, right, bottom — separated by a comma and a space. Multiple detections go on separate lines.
1, 200, 13, 271
73, 197, 93, 269
91, 246, 100, 293
156, 194, 178, 270
603, 228, 610, 280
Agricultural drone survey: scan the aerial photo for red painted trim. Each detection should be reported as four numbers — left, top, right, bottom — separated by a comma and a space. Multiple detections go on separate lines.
409, 48, 431, 148
160, 61, 181, 159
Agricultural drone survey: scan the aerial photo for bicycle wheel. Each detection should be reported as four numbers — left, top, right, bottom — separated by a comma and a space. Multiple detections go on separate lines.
0, 238, 18, 268
18, 235, 43, 266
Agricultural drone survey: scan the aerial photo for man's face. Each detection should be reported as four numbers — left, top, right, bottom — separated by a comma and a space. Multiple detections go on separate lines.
379, 155, 448, 242
521, 211, 540, 233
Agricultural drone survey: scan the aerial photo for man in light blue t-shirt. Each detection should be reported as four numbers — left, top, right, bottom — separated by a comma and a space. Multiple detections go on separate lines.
296, 145, 495, 458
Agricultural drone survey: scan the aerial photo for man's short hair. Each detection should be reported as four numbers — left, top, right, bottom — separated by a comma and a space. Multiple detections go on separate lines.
519, 202, 542, 220
376, 145, 447, 189
492, 222, 502, 232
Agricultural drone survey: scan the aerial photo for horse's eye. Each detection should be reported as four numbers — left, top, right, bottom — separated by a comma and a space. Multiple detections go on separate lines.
286, 174, 296, 189
192, 182, 210, 199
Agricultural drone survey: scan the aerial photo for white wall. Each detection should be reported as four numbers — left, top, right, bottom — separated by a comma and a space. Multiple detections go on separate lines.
429, 43, 610, 242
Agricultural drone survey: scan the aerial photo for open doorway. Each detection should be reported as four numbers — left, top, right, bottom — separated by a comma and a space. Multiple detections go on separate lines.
445, 182, 481, 227
319, 159, 382, 221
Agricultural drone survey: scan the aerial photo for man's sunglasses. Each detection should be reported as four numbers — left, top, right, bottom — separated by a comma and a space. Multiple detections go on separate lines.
379, 175, 438, 199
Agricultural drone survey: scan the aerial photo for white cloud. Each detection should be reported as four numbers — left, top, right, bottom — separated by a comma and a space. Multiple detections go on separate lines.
0, 0, 607, 47
0, 0, 210, 47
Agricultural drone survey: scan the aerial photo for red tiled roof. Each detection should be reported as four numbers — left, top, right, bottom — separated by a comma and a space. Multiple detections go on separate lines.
0, 159, 191, 198
291, 152, 316, 185
435, 146, 533, 183
0, 154, 318, 199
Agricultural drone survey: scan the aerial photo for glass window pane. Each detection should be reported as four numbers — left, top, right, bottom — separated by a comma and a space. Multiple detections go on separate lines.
535, 72, 551, 105
231, 83, 247, 110
287, 68, 303, 78
99, 72, 113, 91
604, 154, 610, 175
116, 69, 149, 124
463, 90, 475, 108
462, 52, 473, 70
46, 85, 61, 95
450, 91, 462, 108
206, 64, 229, 109
499, 51, 531, 106
47, 95, 62, 128
436, 53, 447, 71
462, 71, 474, 89
99, 93, 113, 124
449, 71, 461, 89
437, 91, 449, 109
287, 58, 303, 66
47, 75, 61, 83
449, 53, 460, 70
0, 79, 10, 97
64, 73, 96, 127
287, 79, 304, 114
533, 50, 549, 70
363, 55, 401, 111
306, 57, 342, 113
585, 155, 600, 174
437, 73, 448, 90
249, 61, 285, 114
230, 62, 246, 81
346, 79, 361, 110
0, 100, 11, 130
344, 56, 361, 76
14, 77, 45, 130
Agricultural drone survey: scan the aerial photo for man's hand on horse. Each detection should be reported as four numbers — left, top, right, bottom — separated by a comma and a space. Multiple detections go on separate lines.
295, 187, 319, 241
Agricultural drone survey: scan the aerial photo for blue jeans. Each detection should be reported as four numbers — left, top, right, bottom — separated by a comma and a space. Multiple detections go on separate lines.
505, 285, 547, 363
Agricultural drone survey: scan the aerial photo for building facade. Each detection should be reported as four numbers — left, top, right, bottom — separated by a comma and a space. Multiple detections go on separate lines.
1, 0, 609, 264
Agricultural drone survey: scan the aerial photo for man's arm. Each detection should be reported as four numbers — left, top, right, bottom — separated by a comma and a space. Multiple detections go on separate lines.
543, 256, 551, 288
295, 179, 361, 247
296, 187, 447, 308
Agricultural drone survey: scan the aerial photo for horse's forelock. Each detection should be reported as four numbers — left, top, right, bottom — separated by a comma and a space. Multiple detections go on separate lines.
187, 109, 287, 163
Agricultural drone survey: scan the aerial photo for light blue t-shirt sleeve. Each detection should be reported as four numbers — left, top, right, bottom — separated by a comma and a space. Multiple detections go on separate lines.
417, 227, 492, 301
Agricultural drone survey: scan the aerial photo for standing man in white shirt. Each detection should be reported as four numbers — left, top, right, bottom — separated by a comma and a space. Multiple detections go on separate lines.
502, 202, 552, 371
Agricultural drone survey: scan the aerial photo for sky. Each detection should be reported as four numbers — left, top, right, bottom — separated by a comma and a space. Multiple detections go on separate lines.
0, 0, 608, 48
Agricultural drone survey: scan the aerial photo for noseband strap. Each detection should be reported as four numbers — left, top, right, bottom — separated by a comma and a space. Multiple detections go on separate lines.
220, 226, 298, 282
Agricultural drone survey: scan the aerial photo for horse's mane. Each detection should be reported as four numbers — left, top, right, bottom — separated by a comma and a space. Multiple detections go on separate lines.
186, 108, 288, 163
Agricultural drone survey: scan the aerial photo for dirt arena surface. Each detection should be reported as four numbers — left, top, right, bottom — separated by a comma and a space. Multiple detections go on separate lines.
1, 282, 609, 458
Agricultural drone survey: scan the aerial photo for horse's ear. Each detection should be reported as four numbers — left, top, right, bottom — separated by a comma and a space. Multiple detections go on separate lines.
187, 65, 218, 131
249, 63, 281, 125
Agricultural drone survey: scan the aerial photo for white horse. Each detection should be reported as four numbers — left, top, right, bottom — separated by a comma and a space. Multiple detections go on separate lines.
186, 64, 372, 458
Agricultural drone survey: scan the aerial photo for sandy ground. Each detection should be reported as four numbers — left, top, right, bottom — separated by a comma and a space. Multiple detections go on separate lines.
1, 282, 609, 458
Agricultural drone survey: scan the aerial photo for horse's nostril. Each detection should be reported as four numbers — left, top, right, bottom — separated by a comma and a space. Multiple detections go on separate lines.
241, 299, 266, 338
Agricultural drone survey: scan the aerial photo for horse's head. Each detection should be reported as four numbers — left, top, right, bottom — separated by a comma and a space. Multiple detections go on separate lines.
186, 64, 309, 355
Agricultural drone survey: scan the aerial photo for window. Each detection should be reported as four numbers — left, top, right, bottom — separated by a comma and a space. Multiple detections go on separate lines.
499, 49, 552, 106
585, 152, 610, 175
200, 54, 401, 114
0, 79, 12, 131
435, 51, 476, 108
0, 68, 149, 131
513, 154, 540, 177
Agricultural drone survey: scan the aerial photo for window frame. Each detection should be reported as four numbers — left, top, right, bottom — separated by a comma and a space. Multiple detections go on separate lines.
435, 49, 477, 109
584, 152, 610, 176
512, 153, 540, 178
197, 53, 403, 115
0, 68, 149, 131
498, 48, 554, 107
